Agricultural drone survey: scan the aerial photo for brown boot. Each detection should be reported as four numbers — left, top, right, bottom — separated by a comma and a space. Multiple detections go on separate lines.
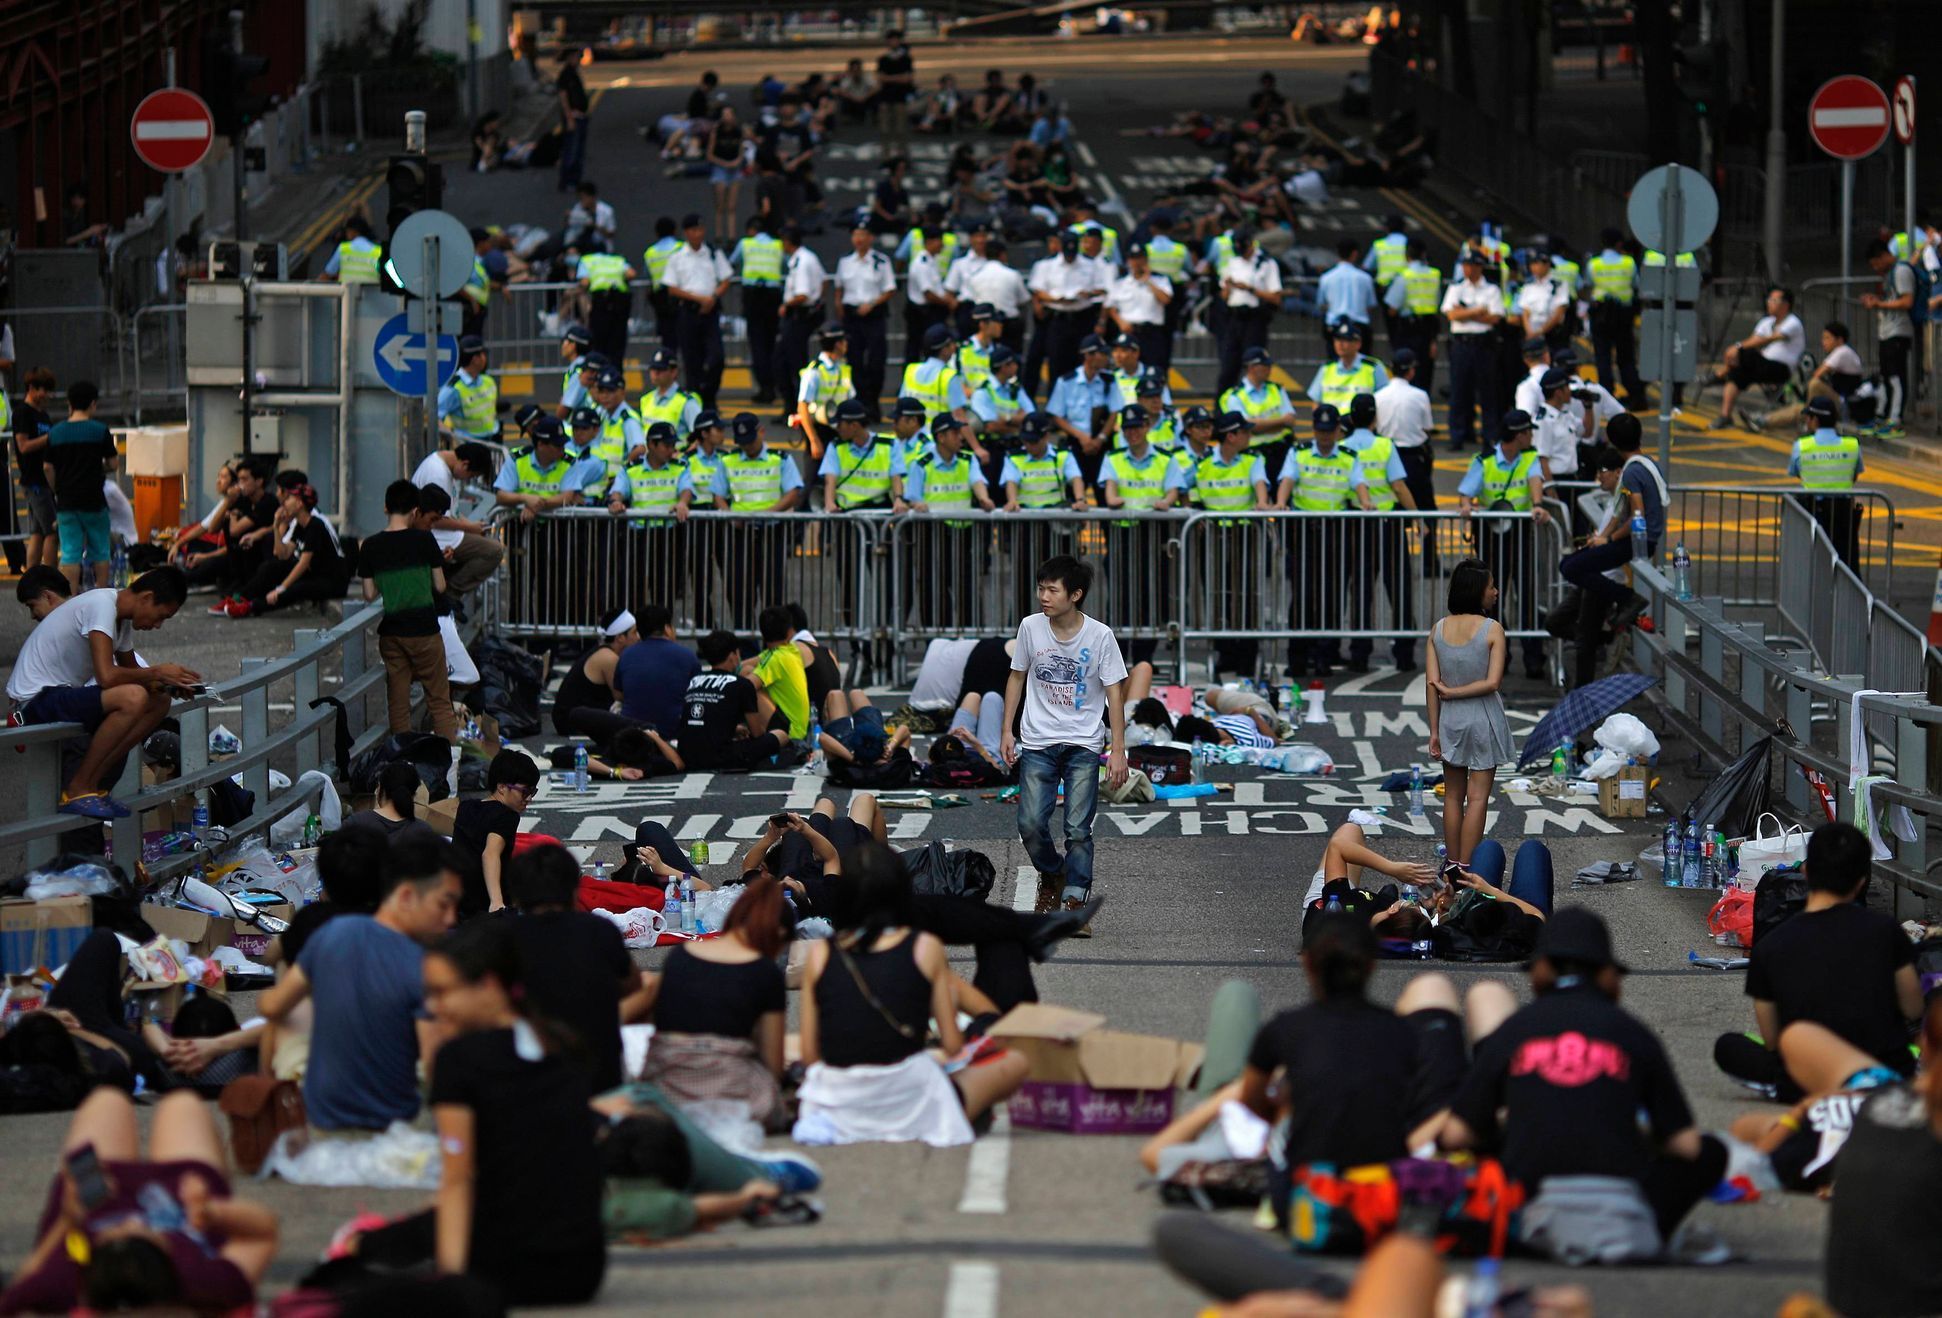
1034, 872, 1061, 914
1059, 895, 1095, 936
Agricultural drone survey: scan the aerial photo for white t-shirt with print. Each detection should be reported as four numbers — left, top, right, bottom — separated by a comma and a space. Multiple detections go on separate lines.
7, 589, 132, 703
411, 452, 465, 552
1010, 611, 1126, 751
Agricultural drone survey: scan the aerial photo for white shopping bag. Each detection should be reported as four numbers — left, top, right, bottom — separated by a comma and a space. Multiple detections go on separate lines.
440, 614, 480, 685
1734, 812, 1806, 891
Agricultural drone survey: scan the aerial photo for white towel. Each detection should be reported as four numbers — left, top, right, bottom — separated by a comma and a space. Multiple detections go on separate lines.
792, 1054, 974, 1148
1847, 689, 1922, 860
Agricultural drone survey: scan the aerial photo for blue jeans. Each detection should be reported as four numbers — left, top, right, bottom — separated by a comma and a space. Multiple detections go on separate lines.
1468, 838, 1554, 915
558, 116, 589, 188
1016, 743, 1100, 900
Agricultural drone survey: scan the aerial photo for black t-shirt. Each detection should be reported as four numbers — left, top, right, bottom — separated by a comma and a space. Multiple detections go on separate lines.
764, 122, 814, 172
558, 65, 590, 114
1746, 903, 1917, 1073
1448, 987, 1693, 1187
653, 945, 785, 1041
509, 912, 632, 1092
1246, 999, 1419, 1167
1824, 1085, 1942, 1317
427, 1028, 605, 1286
234, 493, 278, 535
451, 800, 520, 918
357, 528, 445, 637
876, 46, 914, 90
675, 671, 759, 767
685, 85, 710, 119
44, 418, 114, 510
13, 401, 49, 488
291, 516, 348, 587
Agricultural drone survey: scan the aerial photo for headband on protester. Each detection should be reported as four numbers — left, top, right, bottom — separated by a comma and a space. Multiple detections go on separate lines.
603, 610, 636, 637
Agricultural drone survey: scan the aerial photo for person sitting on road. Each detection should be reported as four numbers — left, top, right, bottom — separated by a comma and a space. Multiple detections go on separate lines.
1440, 908, 1728, 1263
1302, 821, 1549, 956
504, 844, 640, 1095
794, 840, 1031, 1147
1714, 821, 1923, 1102
551, 606, 642, 741
819, 687, 915, 785
614, 603, 702, 735
451, 751, 543, 918
0, 1087, 281, 1314
258, 828, 387, 1085
341, 761, 442, 846
924, 690, 1014, 786
546, 723, 685, 781
16, 564, 71, 621
744, 605, 812, 742
676, 631, 792, 773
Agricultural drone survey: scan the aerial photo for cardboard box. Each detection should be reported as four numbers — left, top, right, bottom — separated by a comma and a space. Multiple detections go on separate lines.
991, 1003, 1203, 1134
423, 795, 461, 838
0, 897, 93, 975
1599, 766, 1650, 819
141, 900, 294, 963
139, 763, 198, 835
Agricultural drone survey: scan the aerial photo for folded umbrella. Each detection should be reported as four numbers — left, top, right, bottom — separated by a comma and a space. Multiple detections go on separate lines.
1516, 673, 1658, 770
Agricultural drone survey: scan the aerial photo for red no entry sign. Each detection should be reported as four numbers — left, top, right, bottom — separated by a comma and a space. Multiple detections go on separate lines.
1809, 75, 1891, 160
130, 89, 215, 173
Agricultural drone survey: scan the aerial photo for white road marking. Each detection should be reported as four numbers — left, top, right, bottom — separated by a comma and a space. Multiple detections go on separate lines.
1012, 863, 1037, 912
943, 1261, 1001, 1318
956, 1108, 1012, 1214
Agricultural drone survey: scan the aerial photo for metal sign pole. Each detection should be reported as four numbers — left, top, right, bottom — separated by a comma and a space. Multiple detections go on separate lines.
1656, 167, 1683, 477
423, 233, 439, 458
1840, 160, 1855, 291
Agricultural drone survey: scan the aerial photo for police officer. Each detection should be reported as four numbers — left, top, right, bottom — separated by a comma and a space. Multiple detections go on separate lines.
322, 216, 381, 284
1172, 404, 1218, 478
1108, 333, 1170, 414
1144, 210, 1192, 349
1342, 393, 1418, 672
493, 414, 584, 522
733, 215, 785, 404
575, 244, 637, 365
796, 324, 856, 460
461, 228, 495, 341
1791, 395, 1863, 563
903, 227, 953, 361
1588, 227, 1643, 403
1383, 240, 1442, 391
563, 406, 605, 490
1220, 345, 1299, 485
835, 218, 897, 418
1216, 227, 1283, 394
1364, 213, 1410, 318
683, 409, 732, 627
1103, 402, 1179, 664
663, 214, 733, 408
956, 304, 1005, 395
579, 367, 645, 500
1106, 244, 1174, 375
556, 324, 594, 418
639, 347, 702, 444
1045, 333, 1124, 490
887, 396, 936, 468
606, 421, 695, 606
776, 224, 827, 416
1444, 251, 1508, 451
438, 337, 500, 443
1133, 375, 1179, 452
712, 412, 805, 625
819, 398, 905, 515
1456, 409, 1552, 679
1000, 412, 1087, 513
970, 343, 1029, 486
1176, 411, 1271, 676
1276, 404, 1371, 676
642, 216, 683, 351
901, 414, 994, 629
1308, 322, 1391, 413
900, 323, 971, 433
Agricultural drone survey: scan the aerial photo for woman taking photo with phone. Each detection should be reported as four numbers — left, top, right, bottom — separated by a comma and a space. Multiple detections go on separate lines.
1425, 558, 1516, 865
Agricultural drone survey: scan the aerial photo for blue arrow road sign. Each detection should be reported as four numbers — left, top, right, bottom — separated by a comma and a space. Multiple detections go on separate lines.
373, 313, 459, 397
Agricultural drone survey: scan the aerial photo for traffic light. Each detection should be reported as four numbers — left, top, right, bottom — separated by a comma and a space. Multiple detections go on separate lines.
202, 29, 271, 137
380, 153, 445, 293
1676, 41, 1730, 118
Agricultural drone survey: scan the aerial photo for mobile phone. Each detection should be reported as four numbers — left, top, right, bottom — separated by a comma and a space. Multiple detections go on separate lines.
65, 1144, 110, 1212
769, 813, 793, 829
1440, 861, 1465, 883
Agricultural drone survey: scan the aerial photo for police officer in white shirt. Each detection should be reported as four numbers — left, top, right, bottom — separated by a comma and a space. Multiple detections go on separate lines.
966, 237, 1029, 349
1374, 347, 1436, 512
1531, 365, 1595, 483
834, 215, 898, 417
1216, 227, 1283, 394
662, 213, 734, 407
1106, 242, 1173, 374
1514, 248, 1573, 351
1512, 337, 1556, 419
1442, 251, 1507, 450
904, 229, 952, 361
775, 224, 828, 419
1034, 229, 1109, 394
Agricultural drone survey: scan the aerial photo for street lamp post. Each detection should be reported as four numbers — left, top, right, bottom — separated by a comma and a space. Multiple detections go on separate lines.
1762, 0, 1786, 281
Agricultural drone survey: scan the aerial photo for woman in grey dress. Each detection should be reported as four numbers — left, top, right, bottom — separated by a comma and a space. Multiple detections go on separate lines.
1426, 558, 1515, 864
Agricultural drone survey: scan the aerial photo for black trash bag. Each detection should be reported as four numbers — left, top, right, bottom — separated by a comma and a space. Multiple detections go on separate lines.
457, 756, 491, 794
473, 638, 547, 739
1752, 866, 1809, 945
348, 733, 455, 803
826, 747, 915, 789
1686, 735, 1774, 838
900, 839, 997, 903
207, 776, 254, 828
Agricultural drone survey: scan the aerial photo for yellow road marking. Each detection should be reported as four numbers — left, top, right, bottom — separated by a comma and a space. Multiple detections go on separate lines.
291, 171, 383, 263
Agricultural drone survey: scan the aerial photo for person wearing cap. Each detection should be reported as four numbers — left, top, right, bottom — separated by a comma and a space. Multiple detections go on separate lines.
970, 344, 1029, 484
1514, 248, 1571, 354
1215, 228, 1283, 394
555, 325, 594, 419
713, 412, 804, 621
460, 228, 495, 340
1443, 250, 1508, 451
1383, 239, 1443, 391
1106, 334, 1169, 418
681, 410, 731, 624
1020, 230, 1067, 399
1456, 410, 1550, 679
795, 324, 856, 459
894, 203, 961, 277
1309, 321, 1391, 415
1175, 411, 1270, 675
662, 215, 733, 408
1374, 348, 1437, 514
320, 215, 381, 285
1103, 403, 1178, 663
1171, 405, 1217, 476
1342, 392, 1418, 672
1587, 227, 1643, 403
641, 217, 683, 352
732, 215, 786, 405
1127, 374, 1178, 452
684, 409, 731, 498
887, 396, 939, 469
1107, 243, 1174, 376
639, 348, 701, 445
955, 304, 1004, 394
564, 405, 603, 475
227, 481, 348, 618
1531, 366, 1594, 484
899, 322, 972, 433
902, 226, 954, 361
835, 220, 897, 416
1142, 211, 1191, 340
437, 337, 500, 443
575, 243, 637, 365
607, 422, 695, 523
580, 368, 647, 500
1046, 334, 1125, 490
495, 416, 585, 522
902, 415, 994, 627
1439, 906, 1727, 1263
1072, 202, 1122, 267
1511, 337, 1557, 419
1275, 404, 1370, 677
1000, 414, 1086, 513
941, 230, 992, 337
818, 398, 905, 514
775, 224, 828, 410
1316, 238, 1377, 359
1790, 395, 1863, 563
1219, 346, 1299, 480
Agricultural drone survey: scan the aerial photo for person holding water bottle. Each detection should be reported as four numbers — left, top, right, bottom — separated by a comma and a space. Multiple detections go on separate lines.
1425, 559, 1516, 867
1560, 414, 1667, 687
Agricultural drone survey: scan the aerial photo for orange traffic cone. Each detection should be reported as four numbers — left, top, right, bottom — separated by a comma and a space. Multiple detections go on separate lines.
1928, 553, 1942, 646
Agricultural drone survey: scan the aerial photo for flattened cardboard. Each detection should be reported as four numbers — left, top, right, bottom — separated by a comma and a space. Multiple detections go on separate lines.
991, 1003, 1203, 1134
0, 897, 93, 975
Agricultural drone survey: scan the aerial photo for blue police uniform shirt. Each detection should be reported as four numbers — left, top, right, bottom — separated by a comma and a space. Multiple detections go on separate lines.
561, 372, 590, 412
1317, 262, 1378, 327
1787, 428, 1864, 479
904, 456, 988, 502
999, 450, 1084, 488
640, 387, 701, 436
1383, 276, 1418, 314
437, 370, 489, 423
970, 382, 1028, 423
1304, 355, 1391, 402
494, 452, 585, 494
816, 440, 909, 481
904, 359, 969, 412
1275, 447, 1368, 490
1045, 369, 1125, 433
1172, 452, 1266, 494
1456, 444, 1523, 499
610, 463, 696, 503
710, 447, 806, 499
1344, 427, 1408, 485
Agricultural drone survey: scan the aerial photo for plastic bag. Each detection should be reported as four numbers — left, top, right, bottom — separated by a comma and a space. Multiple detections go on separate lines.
214, 843, 312, 907
440, 615, 480, 686
269, 770, 343, 849
1593, 713, 1660, 761
596, 905, 667, 948
1686, 736, 1774, 838
21, 857, 124, 900
1102, 766, 1156, 803
900, 840, 998, 902
1259, 744, 1334, 775
472, 638, 547, 738
260, 1122, 440, 1188
694, 883, 743, 932
1707, 889, 1754, 948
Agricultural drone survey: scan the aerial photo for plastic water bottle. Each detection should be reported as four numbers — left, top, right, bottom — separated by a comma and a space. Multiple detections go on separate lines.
1701, 829, 1716, 887
1663, 818, 1682, 887
1672, 542, 1693, 600
1190, 740, 1207, 785
1630, 511, 1649, 560
1551, 740, 1569, 781
1409, 763, 1425, 817
1464, 1258, 1501, 1318
192, 789, 211, 845
689, 839, 709, 868
665, 875, 682, 924
808, 714, 823, 765
1433, 843, 1448, 873
681, 879, 698, 934
591, 858, 607, 883
301, 811, 322, 848
1324, 892, 1343, 913
1278, 679, 1296, 716
573, 743, 589, 794
110, 541, 128, 588
1683, 820, 1702, 888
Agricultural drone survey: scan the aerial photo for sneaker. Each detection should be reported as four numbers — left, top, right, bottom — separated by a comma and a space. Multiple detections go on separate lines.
1878, 424, 1907, 440
206, 596, 235, 616
1058, 895, 1095, 937
1727, 1075, 1779, 1101
1034, 872, 1061, 915
225, 598, 254, 618
58, 791, 130, 820
755, 1154, 822, 1195
326, 1210, 395, 1261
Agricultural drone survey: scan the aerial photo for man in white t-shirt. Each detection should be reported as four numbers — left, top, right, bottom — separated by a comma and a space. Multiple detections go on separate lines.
1001, 555, 1125, 927
6, 567, 199, 818
409, 442, 504, 596
1710, 285, 1806, 429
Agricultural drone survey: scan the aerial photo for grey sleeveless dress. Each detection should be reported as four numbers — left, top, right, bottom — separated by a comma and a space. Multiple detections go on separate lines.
1432, 617, 1516, 769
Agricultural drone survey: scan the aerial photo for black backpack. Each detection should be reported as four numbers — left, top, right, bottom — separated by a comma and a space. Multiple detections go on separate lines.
1752, 866, 1810, 945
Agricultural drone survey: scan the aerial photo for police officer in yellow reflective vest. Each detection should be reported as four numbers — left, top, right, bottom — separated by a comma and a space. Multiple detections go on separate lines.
1457, 409, 1552, 678
1383, 240, 1443, 391
576, 248, 637, 365
1219, 345, 1300, 487
1588, 227, 1643, 401
818, 398, 905, 626
642, 217, 683, 351
710, 411, 805, 624
579, 366, 645, 500
493, 415, 584, 521
1274, 404, 1371, 677
1307, 322, 1391, 414
796, 325, 856, 461
1102, 403, 1178, 664
1792, 396, 1863, 563
899, 414, 994, 629
557, 325, 594, 418
1365, 213, 1409, 342
899, 323, 971, 435
1342, 392, 1420, 672
495, 413, 584, 611
733, 216, 786, 405
438, 337, 500, 443
461, 229, 494, 340
680, 409, 731, 627
1127, 375, 1178, 452
640, 347, 702, 444
1176, 411, 1270, 675
324, 216, 381, 284
604, 421, 694, 597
